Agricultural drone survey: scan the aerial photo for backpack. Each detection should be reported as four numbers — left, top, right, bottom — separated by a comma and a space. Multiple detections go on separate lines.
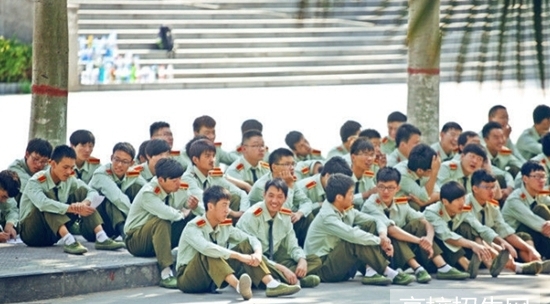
158, 25, 175, 52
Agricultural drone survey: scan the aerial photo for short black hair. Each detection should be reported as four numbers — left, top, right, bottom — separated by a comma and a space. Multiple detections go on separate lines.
241, 119, 263, 133
462, 143, 487, 162
542, 133, 550, 157
193, 115, 216, 133
488, 105, 507, 118
145, 139, 170, 158
471, 169, 496, 188
441, 122, 463, 133
0, 170, 21, 197
264, 178, 288, 198
407, 144, 437, 171
481, 121, 502, 139
268, 148, 294, 171
325, 173, 354, 204
26, 138, 53, 158
69, 129, 95, 146
186, 137, 216, 162
339, 120, 362, 143
440, 181, 466, 203
521, 160, 545, 177
137, 140, 150, 161
112, 142, 136, 160
155, 158, 184, 179
395, 123, 421, 147
241, 129, 263, 146
203, 185, 231, 210
149, 121, 170, 138
533, 105, 550, 124
387, 111, 407, 123
358, 129, 381, 140
51, 145, 77, 163
284, 131, 303, 151
320, 156, 353, 177
376, 167, 401, 184
350, 138, 374, 155
457, 131, 478, 148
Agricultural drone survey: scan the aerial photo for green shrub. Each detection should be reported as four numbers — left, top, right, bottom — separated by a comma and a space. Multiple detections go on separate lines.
0, 36, 32, 83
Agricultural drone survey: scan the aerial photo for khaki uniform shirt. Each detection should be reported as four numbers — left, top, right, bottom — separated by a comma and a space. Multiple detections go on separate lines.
88, 163, 147, 215
0, 198, 19, 227
351, 170, 376, 208
467, 194, 515, 238
176, 216, 262, 269
295, 149, 324, 162
138, 162, 154, 182
362, 194, 423, 228
20, 169, 98, 222
514, 154, 550, 188
326, 144, 348, 160
124, 177, 185, 233
229, 145, 270, 163
387, 149, 408, 167
182, 166, 250, 211
437, 159, 472, 193
502, 186, 550, 232
479, 132, 526, 163
380, 136, 396, 155
517, 127, 543, 161
395, 161, 439, 203
225, 156, 270, 185
249, 172, 313, 216
487, 147, 524, 173
180, 142, 239, 171
73, 157, 101, 184
294, 160, 323, 181
431, 142, 457, 162
237, 202, 305, 262
8, 158, 34, 193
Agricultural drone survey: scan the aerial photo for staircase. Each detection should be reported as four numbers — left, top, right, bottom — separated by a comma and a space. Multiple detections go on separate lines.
75, 0, 550, 90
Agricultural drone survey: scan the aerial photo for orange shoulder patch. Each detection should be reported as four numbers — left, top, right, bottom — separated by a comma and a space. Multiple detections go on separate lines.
196, 219, 206, 228
394, 197, 408, 204
311, 149, 321, 156
126, 170, 140, 177
132, 165, 144, 172
449, 163, 458, 170
180, 182, 189, 190
70, 170, 76, 177
337, 146, 344, 152
363, 170, 375, 178
344, 205, 354, 212
37, 174, 47, 183
382, 137, 389, 144
88, 157, 100, 165
236, 163, 244, 171
301, 166, 310, 175
439, 209, 444, 216
306, 180, 316, 189
499, 147, 512, 155
214, 142, 222, 147
220, 218, 233, 226
209, 170, 223, 177
539, 189, 550, 195
520, 193, 527, 200
376, 198, 382, 204
541, 158, 547, 164
462, 205, 472, 212
236, 145, 243, 153
260, 162, 270, 169
253, 207, 263, 216
280, 208, 292, 215
488, 199, 500, 207
154, 186, 161, 194
170, 150, 180, 156
106, 169, 113, 175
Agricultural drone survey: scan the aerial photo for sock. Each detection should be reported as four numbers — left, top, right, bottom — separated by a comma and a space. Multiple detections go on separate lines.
96, 231, 108, 242
161, 267, 173, 280
62, 233, 76, 246
266, 279, 280, 288
515, 262, 523, 274
414, 266, 425, 275
384, 267, 398, 280
437, 264, 452, 273
364, 266, 378, 277
236, 283, 240, 294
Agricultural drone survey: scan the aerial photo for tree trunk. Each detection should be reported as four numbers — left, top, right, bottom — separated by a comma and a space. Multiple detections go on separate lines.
29, 0, 69, 147
407, 0, 441, 144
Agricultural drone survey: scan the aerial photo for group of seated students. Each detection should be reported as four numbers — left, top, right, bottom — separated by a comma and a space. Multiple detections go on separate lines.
1, 104, 550, 300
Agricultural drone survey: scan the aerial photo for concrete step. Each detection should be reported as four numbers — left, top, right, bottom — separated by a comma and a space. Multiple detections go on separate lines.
78, 9, 287, 20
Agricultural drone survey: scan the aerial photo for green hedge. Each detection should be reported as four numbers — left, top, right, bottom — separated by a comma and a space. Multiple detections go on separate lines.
0, 36, 32, 83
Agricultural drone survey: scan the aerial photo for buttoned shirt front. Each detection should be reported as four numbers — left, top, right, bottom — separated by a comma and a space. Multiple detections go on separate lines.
362, 193, 423, 228
502, 186, 550, 232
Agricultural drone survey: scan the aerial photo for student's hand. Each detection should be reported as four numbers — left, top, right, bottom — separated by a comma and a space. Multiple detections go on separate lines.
181, 208, 191, 218
418, 236, 432, 252
295, 258, 308, 278
526, 245, 542, 261
503, 124, 512, 139
501, 241, 517, 259
379, 235, 393, 257
4, 223, 16, 239
69, 203, 95, 216
0, 232, 10, 243
376, 152, 387, 168
542, 222, 550, 237
250, 252, 262, 267
291, 211, 303, 224
277, 170, 295, 187
281, 265, 298, 285
471, 242, 492, 261
430, 155, 441, 176
187, 195, 199, 210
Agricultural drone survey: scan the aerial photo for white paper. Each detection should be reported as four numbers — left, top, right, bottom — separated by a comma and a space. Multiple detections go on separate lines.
7, 236, 23, 244
90, 195, 105, 209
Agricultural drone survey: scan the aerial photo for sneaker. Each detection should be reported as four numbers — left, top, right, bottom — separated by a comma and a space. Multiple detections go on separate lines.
265, 283, 301, 297
392, 272, 415, 286
95, 238, 125, 251
299, 275, 320, 288
490, 249, 510, 278
159, 276, 177, 289
64, 241, 88, 255
361, 274, 392, 286
238, 274, 252, 300
436, 267, 469, 280
520, 261, 543, 275
468, 254, 481, 279
415, 269, 432, 284
541, 260, 550, 274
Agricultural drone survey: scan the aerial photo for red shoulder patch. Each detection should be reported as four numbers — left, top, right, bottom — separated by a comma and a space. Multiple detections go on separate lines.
214, 142, 222, 147
132, 165, 144, 172
462, 205, 472, 212
196, 219, 206, 228
106, 169, 113, 175
253, 207, 263, 217
70, 170, 76, 176
306, 180, 316, 189
88, 157, 100, 165
382, 137, 389, 144
37, 174, 47, 183
449, 163, 458, 170
236, 145, 243, 153
260, 162, 270, 169
126, 170, 140, 177
520, 193, 527, 199
363, 170, 375, 178
170, 150, 180, 156
337, 146, 344, 152
394, 197, 408, 204
236, 163, 244, 171
280, 208, 292, 215
344, 205, 354, 212
396, 156, 401, 163
154, 186, 161, 194
439, 209, 444, 216
488, 199, 500, 207
180, 182, 189, 190
499, 147, 512, 155
539, 189, 550, 195
301, 166, 310, 175
209, 170, 223, 177
311, 149, 321, 156
541, 158, 547, 164
220, 218, 233, 226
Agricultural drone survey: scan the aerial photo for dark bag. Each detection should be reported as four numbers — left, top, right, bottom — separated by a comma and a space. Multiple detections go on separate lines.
158, 25, 175, 51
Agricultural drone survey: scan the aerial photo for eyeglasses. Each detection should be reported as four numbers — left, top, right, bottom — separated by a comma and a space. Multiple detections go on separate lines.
275, 162, 296, 168
529, 174, 548, 180
244, 144, 266, 150
477, 185, 496, 190
355, 152, 375, 158
112, 157, 133, 166
377, 185, 397, 192
29, 154, 49, 166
